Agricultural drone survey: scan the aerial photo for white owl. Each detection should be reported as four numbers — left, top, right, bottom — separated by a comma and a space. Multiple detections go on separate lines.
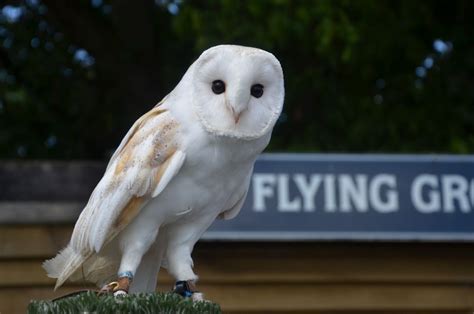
43, 45, 284, 299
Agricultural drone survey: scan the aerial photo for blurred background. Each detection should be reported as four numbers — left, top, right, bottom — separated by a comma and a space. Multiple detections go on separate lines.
1, 0, 473, 159
1, 0, 474, 313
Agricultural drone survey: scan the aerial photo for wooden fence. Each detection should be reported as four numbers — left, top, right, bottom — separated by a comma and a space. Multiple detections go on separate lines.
1, 161, 473, 313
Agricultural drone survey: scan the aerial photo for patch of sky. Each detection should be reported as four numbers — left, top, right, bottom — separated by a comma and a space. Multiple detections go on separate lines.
74, 49, 95, 67
1, 5, 24, 23
168, 3, 179, 15
415, 67, 426, 78
433, 39, 453, 54
155, 0, 181, 14
423, 56, 434, 69
412, 39, 451, 85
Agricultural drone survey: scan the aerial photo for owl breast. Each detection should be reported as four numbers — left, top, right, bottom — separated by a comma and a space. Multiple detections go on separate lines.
141, 127, 262, 227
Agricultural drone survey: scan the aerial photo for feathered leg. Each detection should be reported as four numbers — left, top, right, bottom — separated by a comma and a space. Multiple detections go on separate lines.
100, 214, 162, 295
129, 236, 166, 293
167, 244, 204, 301
164, 216, 215, 301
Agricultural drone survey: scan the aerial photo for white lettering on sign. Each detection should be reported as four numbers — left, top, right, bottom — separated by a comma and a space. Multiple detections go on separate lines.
370, 174, 398, 213
339, 175, 368, 212
252, 173, 473, 214
278, 174, 301, 212
252, 173, 399, 213
293, 174, 323, 212
411, 174, 440, 213
411, 174, 472, 213
442, 175, 470, 213
324, 175, 337, 212
252, 174, 276, 212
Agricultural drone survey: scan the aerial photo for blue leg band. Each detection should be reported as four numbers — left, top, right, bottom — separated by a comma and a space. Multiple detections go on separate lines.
174, 281, 195, 298
118, 271, 134, 279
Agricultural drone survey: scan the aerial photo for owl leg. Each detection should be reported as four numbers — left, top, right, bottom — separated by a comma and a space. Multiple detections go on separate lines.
100, 221, 161, 296
173, 280, 203, 300
168, 248, 204, 302
165, 217, 214, 301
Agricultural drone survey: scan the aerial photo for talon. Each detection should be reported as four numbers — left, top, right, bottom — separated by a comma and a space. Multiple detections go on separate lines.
99, 281, 120, 294
99, 275, 132, 295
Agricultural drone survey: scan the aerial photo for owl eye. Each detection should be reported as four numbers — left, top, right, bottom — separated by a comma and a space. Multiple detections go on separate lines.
251, 84, 264, 98
211, 80, 226, 94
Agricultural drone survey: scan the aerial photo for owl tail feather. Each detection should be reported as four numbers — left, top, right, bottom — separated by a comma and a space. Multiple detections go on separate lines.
43, 245, 88, 290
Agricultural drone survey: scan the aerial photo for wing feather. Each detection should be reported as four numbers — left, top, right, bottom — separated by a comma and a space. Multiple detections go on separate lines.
152, 150, 185, 197
71, 106, 185, 253
105, 98, 167, 171
45, 105, 186, 289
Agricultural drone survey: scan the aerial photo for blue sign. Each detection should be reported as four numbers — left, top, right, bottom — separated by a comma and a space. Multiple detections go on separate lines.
204, 154, 474, 241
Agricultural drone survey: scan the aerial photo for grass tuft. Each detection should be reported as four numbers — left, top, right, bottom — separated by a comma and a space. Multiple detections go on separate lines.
27, 291, 221, 314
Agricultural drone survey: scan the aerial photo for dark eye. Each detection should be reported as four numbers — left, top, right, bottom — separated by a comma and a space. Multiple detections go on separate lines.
251, 84, 264, 98
211, 80, 225, 94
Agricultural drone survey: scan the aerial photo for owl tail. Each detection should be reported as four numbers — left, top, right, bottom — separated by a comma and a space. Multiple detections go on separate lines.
43, 245, 88, 290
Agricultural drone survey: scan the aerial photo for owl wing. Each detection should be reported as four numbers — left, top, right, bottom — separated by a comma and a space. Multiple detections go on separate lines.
105, 97, 168, 172
71, 105, 185, 253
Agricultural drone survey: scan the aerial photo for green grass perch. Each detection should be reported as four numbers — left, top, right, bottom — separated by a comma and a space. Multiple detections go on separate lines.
28, 291, 221, 314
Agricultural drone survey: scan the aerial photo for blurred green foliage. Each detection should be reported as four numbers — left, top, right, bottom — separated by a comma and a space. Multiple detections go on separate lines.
0, 0, 473, 159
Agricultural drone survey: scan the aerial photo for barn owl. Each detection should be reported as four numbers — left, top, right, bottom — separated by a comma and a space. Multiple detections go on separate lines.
43, 45, 284, 299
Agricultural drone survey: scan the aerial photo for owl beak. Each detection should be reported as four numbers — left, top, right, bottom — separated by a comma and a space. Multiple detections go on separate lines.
226, 89, 248, 124
229, 106, 244, 124
233, 109, 242, 124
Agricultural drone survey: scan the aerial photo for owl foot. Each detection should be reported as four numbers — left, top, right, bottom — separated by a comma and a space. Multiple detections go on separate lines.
173, 280, 205, 301
99, 276, 132, 296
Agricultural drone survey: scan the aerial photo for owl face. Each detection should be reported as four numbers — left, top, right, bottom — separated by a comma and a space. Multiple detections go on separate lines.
191, 45, 284, 140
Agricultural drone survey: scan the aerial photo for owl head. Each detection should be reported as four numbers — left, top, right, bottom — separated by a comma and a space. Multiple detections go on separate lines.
186, 45, 284, 140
